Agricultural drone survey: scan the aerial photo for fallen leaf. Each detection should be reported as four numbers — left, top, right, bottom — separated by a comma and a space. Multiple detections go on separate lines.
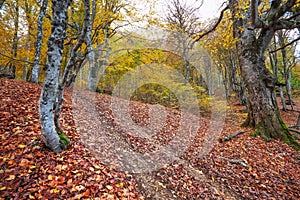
6, 174, 15, 181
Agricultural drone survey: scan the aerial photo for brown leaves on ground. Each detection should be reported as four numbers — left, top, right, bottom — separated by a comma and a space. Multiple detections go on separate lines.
0, 79, 141, 199
0, 78, 300, 199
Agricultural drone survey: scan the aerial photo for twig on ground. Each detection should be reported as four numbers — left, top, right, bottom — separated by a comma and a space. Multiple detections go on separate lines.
218, 129, 251, 142
289, 125, 300, 129
216, 156, 249, 167
289, 129, 300, 135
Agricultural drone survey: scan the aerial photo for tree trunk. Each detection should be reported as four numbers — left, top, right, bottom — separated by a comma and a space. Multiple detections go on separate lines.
238, 29, 299, 150
9, 0, 19, 79
39, 0, 71, 153
31, 0, 48, 83
285, 69, 293, 110
278, 31, 294, 110
229, 0, 300, 150
86, 0, 98, 91
23, 0, 32, 81
279, 85, 287, 111
54, 0, 91, 133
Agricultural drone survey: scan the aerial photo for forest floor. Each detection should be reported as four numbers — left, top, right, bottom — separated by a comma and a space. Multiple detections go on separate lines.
1, 78, 300, 200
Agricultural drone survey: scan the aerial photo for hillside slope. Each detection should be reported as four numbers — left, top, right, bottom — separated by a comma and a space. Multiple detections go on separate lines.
0, 78, 300, 199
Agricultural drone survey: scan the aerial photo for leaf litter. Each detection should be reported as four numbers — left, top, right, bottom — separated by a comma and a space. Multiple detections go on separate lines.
0, 78, 300, 199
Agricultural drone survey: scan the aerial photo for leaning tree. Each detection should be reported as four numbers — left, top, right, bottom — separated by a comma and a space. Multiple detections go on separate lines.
39, 0, 72, 152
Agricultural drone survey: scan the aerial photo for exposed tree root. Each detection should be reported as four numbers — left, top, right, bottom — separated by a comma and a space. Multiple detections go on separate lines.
218, 129, 251, 142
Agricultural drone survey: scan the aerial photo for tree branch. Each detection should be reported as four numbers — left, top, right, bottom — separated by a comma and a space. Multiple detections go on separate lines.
0, 52, 46, 66
0, 0, 5, 9
218, 129, 251, 142
251, 0, 258, 26
193, 5, 229, 43
269, 36, 300, 53
216, 156, 249, 167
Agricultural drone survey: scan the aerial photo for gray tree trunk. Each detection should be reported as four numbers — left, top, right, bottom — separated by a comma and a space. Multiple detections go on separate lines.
85, 0, 97, 91
286, 69, 293, 109
279, 85, 287, 111
9, 0, 19, 79
23, 0, 32, 81
54, 0, 91, 133
278, 31, 294, 110
39, 0, 71, 153
22, 31, 30, 81
31, 0, 48, 83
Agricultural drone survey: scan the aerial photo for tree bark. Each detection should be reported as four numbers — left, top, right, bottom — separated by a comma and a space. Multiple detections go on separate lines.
8, 0, 19, 79
279, 85, 287, 111
230, 0, 300, 150
86, 0, 98, 91
23, 0, 33, 81
31, 0, 48, 83
278, 31, 294, 110
39, 0, 71, 153
54, 0, 91, 133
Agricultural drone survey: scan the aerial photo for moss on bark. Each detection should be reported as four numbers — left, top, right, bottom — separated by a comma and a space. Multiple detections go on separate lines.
58, 131, 70, 150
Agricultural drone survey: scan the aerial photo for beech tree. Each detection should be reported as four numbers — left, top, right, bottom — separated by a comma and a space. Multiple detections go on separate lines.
229, 0, 300, 149
39, 0, 71, 153
31, 0, 48, 83
54, 0, 91, 135
86, 0, 125, 91
165, 0, 203, 84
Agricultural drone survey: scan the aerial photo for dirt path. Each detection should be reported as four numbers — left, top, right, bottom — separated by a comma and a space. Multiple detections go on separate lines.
72, 90, 240, 199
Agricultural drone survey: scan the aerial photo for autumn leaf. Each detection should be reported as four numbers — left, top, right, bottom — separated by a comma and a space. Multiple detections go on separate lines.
0, 186, 6, 191
18, 144, 26, 148
6, 175, 15, 181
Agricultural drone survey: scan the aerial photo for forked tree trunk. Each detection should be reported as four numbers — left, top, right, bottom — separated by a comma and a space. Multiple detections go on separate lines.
54, 0, 91, 134
39, 0, 71, 153
229, 0, 300, 150
238, 29, 299, 150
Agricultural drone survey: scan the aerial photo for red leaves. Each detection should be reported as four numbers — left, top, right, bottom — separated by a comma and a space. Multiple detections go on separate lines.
0, 78, 299, 199
0, 78, 141, 199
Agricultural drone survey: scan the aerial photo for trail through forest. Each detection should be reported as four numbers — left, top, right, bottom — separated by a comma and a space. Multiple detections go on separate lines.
1, 78, 300, 199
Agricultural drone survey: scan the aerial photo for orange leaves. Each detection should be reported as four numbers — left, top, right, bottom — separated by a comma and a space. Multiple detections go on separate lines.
18, 144, 27, 148
6, 175, 15, 181
0, 78, 142, 199
1, 78, 300, 199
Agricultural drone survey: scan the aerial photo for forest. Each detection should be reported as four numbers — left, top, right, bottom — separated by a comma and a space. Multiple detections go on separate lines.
0, 0, 300, 199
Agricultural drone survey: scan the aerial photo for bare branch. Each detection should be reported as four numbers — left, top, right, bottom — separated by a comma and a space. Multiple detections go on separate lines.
0, 0, 5, 9
269, 36, 300, 53
0, 52, 46, 66
193, 5, 229, 43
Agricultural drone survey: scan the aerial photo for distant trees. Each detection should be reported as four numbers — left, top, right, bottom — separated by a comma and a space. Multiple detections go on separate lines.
165, 0, 202, 83
0, 0, 299, 151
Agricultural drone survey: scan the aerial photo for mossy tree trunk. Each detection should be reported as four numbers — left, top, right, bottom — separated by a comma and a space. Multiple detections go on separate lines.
39, 0, 71, 153
229, 0, 300, 150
